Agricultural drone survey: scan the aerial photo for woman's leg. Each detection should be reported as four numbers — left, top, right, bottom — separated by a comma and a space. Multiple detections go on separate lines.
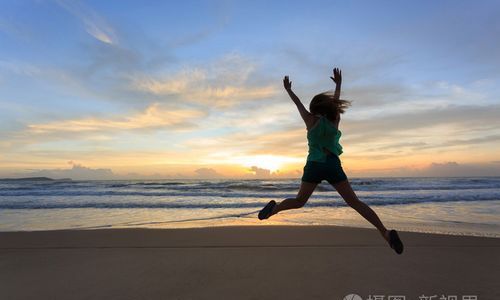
332, 179, 390, 243
269, 181, 318, 217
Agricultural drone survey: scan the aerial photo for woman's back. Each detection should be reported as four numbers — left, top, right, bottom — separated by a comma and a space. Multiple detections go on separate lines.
306, 115, 343, 162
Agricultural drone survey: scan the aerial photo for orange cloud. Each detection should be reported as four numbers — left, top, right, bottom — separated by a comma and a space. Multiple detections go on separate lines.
28, 103, 206, 134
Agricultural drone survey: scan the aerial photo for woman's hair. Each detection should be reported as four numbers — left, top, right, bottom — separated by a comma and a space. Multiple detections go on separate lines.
309, 91, 351, 119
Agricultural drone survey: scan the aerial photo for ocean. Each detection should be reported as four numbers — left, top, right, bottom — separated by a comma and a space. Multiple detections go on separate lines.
1, 177, 499, 237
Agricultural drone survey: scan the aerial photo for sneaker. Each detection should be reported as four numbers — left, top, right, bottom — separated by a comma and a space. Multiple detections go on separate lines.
258, 200, 276, 220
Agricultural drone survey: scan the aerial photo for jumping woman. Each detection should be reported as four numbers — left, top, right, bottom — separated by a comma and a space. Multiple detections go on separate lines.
258, 67, 404, 255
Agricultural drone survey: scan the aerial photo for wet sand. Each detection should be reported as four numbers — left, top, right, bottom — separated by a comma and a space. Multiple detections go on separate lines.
1, 225, 499, 299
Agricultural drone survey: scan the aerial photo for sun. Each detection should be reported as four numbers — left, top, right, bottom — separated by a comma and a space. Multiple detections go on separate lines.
251, 156, 281, 173
235, 155, 297, 174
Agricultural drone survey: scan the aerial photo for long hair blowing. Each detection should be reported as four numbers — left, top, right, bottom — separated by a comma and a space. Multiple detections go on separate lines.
309, 91, 351, 119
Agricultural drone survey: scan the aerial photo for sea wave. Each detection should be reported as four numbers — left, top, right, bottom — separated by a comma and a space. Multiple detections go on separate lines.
1, 177, 500, 210
1, 196, 498, 210
2, 177, 500, 194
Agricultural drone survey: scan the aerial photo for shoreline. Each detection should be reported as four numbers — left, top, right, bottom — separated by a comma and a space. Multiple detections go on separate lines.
1, 224, 500, 239
2, 218, 499, 238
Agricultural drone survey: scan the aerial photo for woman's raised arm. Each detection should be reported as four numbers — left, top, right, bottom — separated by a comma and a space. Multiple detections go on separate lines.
283, 76, 315, 128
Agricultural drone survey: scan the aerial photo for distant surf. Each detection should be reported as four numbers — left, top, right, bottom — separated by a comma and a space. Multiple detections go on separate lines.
1, 177, 499, 236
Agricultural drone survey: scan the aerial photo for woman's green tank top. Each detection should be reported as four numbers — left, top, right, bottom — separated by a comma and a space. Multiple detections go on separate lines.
306, 115, 343, 162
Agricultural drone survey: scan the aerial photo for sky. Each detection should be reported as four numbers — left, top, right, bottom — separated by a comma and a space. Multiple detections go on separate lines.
1, 0, 500, 179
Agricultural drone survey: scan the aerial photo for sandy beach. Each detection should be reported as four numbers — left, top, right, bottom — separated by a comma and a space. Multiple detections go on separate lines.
1, 225, 499, 300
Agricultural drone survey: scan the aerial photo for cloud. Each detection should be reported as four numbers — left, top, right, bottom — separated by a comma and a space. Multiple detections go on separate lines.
362, 134, 500, 154
22, 161, 114, 180
56, 0, 117, 44
342, 82, 412, 108
241, 166, 299, 179
194, 168, 224, 178
366, 142, 429, 152
1, 52, 276, 112
249, 166, 272, 178
131, 54, 278, 108
27, 103, 207, 135
343, 104, 500, 143
349, 161, 500, 177
419, 161, 500, 177
418, 134, 500, 151
180, 126, 306, 162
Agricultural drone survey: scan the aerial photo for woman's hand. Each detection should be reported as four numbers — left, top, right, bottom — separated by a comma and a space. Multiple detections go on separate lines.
331, 67, 342, 100
330, 67, 342, 86
283, 75, 292, 91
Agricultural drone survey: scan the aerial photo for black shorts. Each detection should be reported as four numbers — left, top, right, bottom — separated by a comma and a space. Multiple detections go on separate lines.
301, 153, 348, 185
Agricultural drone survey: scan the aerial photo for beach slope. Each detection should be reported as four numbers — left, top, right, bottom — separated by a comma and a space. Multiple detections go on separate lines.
1, 226, 499, 299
